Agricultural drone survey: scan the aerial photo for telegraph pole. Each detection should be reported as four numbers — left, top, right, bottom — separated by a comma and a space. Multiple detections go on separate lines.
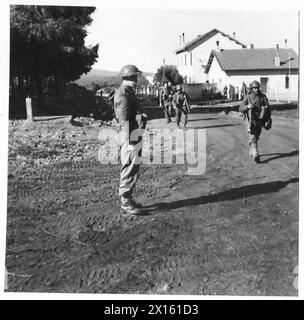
298, 10, 300, 116
162, 58, 166, 84
288, 42, 291, 104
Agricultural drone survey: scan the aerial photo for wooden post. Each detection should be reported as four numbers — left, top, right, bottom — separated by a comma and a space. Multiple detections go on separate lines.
25, 96, 33, 121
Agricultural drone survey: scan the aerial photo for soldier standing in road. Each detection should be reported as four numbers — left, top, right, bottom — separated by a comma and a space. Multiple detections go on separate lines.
239, 80, 272, 163
235, 87, 240, 101
223, 85, 228, 99
159, 82, 173, 123
173, 84, 190, 129
241, 82, 247, 100
114, 65, 148, 215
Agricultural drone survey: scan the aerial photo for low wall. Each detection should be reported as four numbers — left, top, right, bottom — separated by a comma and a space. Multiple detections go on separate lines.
182, 83, 204, 101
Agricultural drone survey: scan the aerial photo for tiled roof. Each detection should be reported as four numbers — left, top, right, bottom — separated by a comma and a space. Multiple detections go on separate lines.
205, 48, 299, 73
175, 28, 246, 54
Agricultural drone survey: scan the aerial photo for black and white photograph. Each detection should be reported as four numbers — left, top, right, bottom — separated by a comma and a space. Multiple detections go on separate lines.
0, 0, 302, 299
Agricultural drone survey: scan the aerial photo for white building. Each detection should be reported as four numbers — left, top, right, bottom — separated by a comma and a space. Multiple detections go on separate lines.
175, 29, 246, 84
205, 46, 299, 101
145, 75, 154, 85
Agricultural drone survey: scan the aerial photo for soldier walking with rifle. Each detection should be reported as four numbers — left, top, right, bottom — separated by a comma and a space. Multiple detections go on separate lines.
239, 80, 272, 163
173, 84, 190, 129
159, 82, 174, 123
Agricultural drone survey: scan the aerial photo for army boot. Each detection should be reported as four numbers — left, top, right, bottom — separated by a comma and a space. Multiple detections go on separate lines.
120, 196, 141, 215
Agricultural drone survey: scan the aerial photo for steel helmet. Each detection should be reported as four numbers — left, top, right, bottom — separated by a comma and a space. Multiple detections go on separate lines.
120, 65, 142, 78
249, 80, 260, 88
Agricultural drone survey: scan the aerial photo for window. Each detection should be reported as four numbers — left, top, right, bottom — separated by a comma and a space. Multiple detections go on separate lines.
190, 52, 192, 65
285, 75, 289, 89
185, 54, 187, 66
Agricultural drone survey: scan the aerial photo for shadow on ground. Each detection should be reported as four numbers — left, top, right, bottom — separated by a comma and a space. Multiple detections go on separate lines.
148, 177, 299, 210
259, 150, 299, 163
189, 123, 242, 129
187, 117, 219, 122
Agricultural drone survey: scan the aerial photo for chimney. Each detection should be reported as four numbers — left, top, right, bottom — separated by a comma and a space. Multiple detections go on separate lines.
216, 40, 220, 51
179, 35, 182, 47
182, 33, 185, 44
274, 44, 280, 66
285, 39, 288, 48
233, 32, 236, 39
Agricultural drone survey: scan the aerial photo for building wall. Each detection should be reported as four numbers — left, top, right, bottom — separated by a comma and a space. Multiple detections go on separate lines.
145, 75, 154, 85
207, 58, 299, 101
176, 33, 245, 84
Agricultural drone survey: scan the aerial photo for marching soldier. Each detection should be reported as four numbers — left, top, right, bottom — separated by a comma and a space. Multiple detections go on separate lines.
239, 80, 272, 163
114, 64, 148, 215
173, 84, 190, 129
159, 82, 173, 123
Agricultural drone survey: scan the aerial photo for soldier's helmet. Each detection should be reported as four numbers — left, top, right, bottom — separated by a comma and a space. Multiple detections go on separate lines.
120, 65, 142, 78
249, 80, 261, 88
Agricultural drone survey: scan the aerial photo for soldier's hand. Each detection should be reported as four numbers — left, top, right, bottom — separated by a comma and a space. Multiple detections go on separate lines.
128, 144, 135, 152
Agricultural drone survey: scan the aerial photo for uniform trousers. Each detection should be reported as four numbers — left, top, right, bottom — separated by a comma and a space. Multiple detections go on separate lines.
176, 107, 188, 126
118, 120, 145, 198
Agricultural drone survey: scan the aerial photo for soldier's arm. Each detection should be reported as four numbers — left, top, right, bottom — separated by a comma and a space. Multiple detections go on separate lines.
263, 95, 271, 118
239, 95, 249, 113
115, 94, 129, 122
114, 94, 134, 145
172, 94, 177, 108
184, 96, 191, 112
159, 91, 163, 107
264, 95, 270, 108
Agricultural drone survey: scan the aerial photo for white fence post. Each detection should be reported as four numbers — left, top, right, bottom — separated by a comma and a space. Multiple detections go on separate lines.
25, 96, 33, 121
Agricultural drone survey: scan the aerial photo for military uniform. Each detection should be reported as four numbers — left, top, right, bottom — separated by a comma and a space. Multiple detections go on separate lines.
239, 89, 271, 162
173, 89, 190, 128
160, 86, 173, 123
114, 84, 145, 199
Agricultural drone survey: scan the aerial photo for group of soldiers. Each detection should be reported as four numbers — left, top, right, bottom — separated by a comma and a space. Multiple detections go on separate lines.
223, 82, 249, 101
158, 81, 191, 128
112, 64, 272, 215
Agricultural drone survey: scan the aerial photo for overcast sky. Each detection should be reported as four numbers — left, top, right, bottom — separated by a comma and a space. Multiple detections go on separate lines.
84, 7, 299, 73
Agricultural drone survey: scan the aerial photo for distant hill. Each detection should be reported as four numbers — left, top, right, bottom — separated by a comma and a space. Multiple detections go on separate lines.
75, 68, 154, 88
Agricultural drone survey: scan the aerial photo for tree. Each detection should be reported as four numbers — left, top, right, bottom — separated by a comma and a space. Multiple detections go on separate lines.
154, 65, 183, 85
10, 5, 99, 98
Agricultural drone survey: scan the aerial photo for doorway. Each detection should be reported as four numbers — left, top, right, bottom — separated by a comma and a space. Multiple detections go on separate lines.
260, 77, 269, 95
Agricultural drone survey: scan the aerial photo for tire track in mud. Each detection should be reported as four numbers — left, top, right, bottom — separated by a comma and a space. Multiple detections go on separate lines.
75, 213, 202, 293
149, 254, 211, 294
6, 111, 299, 294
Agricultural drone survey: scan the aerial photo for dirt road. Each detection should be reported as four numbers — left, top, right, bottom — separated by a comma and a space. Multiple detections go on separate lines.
6, 108, 298, 295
